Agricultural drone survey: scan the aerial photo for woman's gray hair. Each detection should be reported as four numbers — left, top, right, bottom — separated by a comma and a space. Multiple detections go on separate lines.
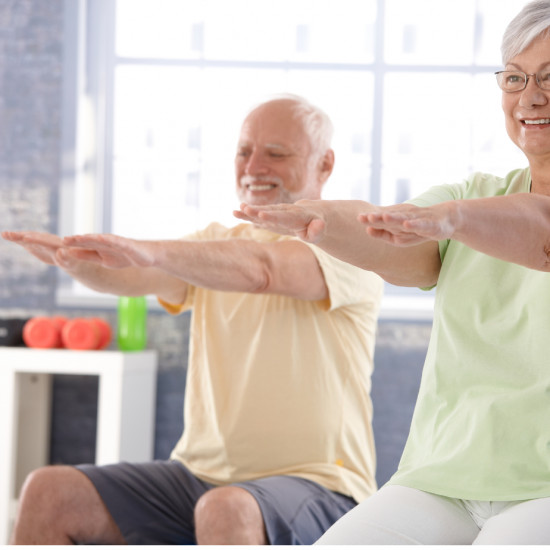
501, 0, 550, 65
252, 93, 334, 156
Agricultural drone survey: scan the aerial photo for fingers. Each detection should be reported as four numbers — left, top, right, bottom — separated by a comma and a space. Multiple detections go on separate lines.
61, 247, 102, 263
237, 202, 311, 226
233, 209, 252, 222
1, 231, 63, 265
64, 233, 156, 269
55, 247, 84, 269
1, 230, 23, 242
235, 202, 327, 244
235, 203, 283, 223
63, 234, 131, 258
359, 210, 411, 227
233, 203, 256, 222
359, 209, 437, 247
63, 233, 122, 249
2, 230, 132, 270
2, 230, 38, 241
2, 231, 62, 247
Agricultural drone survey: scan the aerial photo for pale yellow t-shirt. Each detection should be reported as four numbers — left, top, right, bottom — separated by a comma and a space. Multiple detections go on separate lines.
160, 222, 384, 502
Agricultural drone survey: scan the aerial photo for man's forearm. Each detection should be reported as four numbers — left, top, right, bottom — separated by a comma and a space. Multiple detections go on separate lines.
60, 259, 154, 297
150, 237, 328, 300
152, 239, 269, 293
62, 232, 326, 300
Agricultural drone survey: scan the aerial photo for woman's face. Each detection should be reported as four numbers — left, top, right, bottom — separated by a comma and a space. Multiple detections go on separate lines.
502, 33, 550, 164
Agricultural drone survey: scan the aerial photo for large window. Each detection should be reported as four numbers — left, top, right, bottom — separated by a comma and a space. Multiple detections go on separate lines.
59, 0, 527, 316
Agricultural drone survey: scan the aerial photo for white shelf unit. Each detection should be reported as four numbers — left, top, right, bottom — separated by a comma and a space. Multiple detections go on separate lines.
0, 348, 158, 544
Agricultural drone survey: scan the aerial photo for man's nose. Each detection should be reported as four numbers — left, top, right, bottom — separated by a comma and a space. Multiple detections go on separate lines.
245, 152, 268, 175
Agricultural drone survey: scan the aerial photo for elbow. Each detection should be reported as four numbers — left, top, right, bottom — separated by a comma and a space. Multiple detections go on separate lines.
381, 273, 438, 288
378, 265, 439, 288
523, 241, 550, 272
539, 243, 550, 271
234, 247, 279, 294
249, 276, 272, 294
246, 263, 274, 294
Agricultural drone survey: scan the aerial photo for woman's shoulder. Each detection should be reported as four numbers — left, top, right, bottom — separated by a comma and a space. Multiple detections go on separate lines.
409, 167, 530, 205
465, 167, 530, 197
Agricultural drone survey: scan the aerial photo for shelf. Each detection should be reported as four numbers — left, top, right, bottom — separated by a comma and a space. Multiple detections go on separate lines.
0, 348, 158, 544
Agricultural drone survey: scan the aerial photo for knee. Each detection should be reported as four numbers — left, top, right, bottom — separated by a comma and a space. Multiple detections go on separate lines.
194, 486, 267, 544
195, 486, 245, 523
20, 465, 65, 500
19, 465, 85, 511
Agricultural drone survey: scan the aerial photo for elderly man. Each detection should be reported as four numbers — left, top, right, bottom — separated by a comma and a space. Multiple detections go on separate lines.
3, 94, 383, 545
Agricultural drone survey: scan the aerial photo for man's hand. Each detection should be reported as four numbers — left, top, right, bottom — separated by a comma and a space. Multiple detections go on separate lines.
2, 231, 157, 271
2, 230, 188, 300
62, 234, 158, 270
234, 201, 327, 243
2, 231, 71, 267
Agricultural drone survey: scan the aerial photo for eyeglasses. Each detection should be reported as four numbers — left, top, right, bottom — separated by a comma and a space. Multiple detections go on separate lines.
495, 70, 550, 93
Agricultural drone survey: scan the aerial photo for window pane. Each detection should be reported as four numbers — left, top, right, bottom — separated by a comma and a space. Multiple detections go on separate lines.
116, 0, 376, 63
112, 65, 283, 238
203, 0, 377, 63
116, 0, 205, 59
381, 71, 526, 205
382, 72, 472, 204
285, 71, 374, 201
112, 65, 374, 239
66, 0, 532, 310
470, 73, 526, 174
384, 0, 477, 65
475, 0, 531, 65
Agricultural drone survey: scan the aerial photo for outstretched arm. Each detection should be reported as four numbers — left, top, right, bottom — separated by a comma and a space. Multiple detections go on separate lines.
1, 230, 186, 303
2, 230, 328, 303
359, 193, 550, 271
63, 232, 328, 301
235, 200, 441, 287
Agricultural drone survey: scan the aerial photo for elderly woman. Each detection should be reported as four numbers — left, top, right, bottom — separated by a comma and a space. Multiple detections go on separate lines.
236, 0, 550, 544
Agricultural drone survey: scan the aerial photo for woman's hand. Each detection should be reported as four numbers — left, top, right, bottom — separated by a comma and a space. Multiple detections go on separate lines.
358, 203, 456, 246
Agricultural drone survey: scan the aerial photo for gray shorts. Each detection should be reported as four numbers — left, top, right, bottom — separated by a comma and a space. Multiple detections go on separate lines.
77, 460, 357, 545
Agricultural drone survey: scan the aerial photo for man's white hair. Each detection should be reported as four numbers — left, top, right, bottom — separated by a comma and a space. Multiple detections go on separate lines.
249, 93, 334, 155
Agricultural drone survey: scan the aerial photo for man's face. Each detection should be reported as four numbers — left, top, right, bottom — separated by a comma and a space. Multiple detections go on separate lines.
235, 100, 326, 205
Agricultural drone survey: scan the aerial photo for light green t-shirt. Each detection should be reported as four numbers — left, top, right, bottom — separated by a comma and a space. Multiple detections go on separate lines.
160, 222, 384, 502
389, 167, 550, 501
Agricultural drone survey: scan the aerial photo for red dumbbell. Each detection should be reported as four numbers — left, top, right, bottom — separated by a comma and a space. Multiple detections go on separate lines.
91, 318, 112, 350
23, 316, 68, 349
61, 318, 112, 350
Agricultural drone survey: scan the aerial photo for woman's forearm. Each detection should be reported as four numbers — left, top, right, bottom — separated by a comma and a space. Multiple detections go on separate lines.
451, 193, 550, 270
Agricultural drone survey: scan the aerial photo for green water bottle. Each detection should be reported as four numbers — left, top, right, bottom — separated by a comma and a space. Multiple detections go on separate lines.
117, 296, 147, 351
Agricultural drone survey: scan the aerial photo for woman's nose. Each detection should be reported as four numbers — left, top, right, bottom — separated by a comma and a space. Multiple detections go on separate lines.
519, 77, 549, 108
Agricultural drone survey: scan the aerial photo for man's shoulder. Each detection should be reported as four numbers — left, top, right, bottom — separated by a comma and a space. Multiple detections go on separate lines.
195, 221, 286, 240
185, 221, 244, 240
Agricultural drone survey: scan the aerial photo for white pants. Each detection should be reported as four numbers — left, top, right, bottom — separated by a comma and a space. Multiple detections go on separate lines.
315, 485, 550, 545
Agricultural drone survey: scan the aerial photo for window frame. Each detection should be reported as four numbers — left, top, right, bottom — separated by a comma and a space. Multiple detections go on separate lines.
58, 0, 517, 318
